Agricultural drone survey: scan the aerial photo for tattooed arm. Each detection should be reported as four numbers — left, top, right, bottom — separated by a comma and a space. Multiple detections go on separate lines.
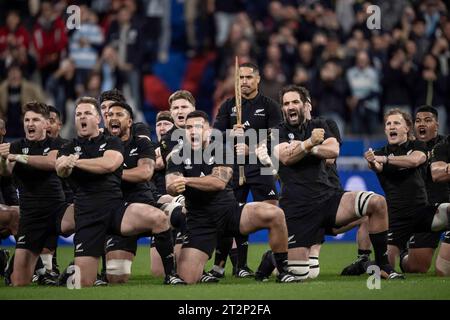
185, 166, 233, 191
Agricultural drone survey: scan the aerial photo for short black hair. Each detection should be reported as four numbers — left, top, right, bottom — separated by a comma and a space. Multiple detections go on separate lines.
186, 110, 209, 123
279, 85, 311, 105
240, 62, 259, 74
47, 105, 61, 120
108, 101, 134, 119
23, 101, 49, 119
99, 88, 126, 104
415, 105, 438, 120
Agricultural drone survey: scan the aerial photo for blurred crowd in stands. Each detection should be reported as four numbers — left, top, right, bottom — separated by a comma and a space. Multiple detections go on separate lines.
0, 0, 449, 139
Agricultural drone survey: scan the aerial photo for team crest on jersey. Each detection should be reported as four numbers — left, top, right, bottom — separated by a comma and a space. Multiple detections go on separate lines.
288, 133, 295, 141
129, 147, 138, 156
22, 148, 29, 155
177, 139, 183, 145
406, 149, 413, 155
43, 147, 50, 155
74, 146, 82, 155
254, 108, 265, 116
208, 156, 215, 165
184, 158, 192, 169
99, 143, 107, 152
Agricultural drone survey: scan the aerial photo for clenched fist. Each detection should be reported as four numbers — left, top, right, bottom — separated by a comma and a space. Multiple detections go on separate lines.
310, 128, 325, 146
364, 148, 376, 163
0, 143, 10, 159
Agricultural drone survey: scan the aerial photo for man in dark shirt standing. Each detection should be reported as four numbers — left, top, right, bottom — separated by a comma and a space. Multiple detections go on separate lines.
104, 101, 182, 284
366, 108, 450, 268
211, 62, 282, 278
399, 106, 450, 273
0, 102, 74, 286
166, 110, 297, 284
56, 97, 180, 287
273, 85, 402, 280
430, 135, 450, 276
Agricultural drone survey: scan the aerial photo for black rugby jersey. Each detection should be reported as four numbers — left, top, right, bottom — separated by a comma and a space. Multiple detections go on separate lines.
275, 118, 335, 209
59, 133, 123, 210
423, 135, 450, 204
10, 137, 65, 209
121, 134, 156, 202
374, 140, 428, 217
166, 144, 235, 215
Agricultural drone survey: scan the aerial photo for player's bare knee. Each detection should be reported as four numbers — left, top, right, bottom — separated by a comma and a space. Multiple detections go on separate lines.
367, 195, 387, 218
436, 255, 450, 276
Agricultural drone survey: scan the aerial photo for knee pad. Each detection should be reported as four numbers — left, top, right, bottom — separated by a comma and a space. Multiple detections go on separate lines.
436, 255, 450, 276
106, 259, 132, 276
354, 191, 375, 218
431, 203, 449, 232
308, 256, 320, 279
287, 260, 309, 281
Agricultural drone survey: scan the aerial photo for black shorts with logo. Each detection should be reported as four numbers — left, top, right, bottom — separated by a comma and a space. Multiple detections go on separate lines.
283, 192, 344, 249
388, 204, 438, 250
233, 165, 278, 203
16, 201, 69, 253
182, 203, 244, 258
74, 199, 129, 257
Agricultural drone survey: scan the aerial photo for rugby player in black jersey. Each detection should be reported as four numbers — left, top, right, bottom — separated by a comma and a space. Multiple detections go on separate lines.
104, 101, 182, 284
398, 106, 450, 273
0, 102, 75, 286
272, 85, 402, 280
56, 97, 181, 287
366, 108, 450, 269
430, 135, 450, 276
165, 110, 297, 284
210, 62, 282, 278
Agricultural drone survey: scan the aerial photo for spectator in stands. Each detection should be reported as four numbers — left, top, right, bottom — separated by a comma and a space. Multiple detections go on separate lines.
69, 5, 104, 90
0, 64, 44, 138
312, 59, 349, 136
95, 45, 125, 93
214, 0, 245, 48
259, 63, 284, 102
382, 46, 415, 114
413, 52, 448, 132
106, 5, 143, 110
45, 58, 80, 125
32, 0, 68, 87
346, 50, 381, 135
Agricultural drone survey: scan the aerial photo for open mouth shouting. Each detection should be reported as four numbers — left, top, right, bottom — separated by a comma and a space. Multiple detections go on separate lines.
417, 127, 427, 139
109, 120, 121, 135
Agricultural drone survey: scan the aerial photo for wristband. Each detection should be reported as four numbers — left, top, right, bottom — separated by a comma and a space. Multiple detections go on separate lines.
15, 154, 29, 164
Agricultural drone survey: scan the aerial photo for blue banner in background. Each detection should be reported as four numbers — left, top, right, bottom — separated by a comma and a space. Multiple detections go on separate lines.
1, 170, 385, 246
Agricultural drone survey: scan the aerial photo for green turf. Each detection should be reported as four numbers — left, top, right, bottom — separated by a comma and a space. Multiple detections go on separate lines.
1, 243, 449, 300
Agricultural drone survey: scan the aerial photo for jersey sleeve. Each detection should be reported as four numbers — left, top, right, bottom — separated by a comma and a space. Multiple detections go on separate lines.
137, 137, 156, 161
274, 124, 290, 144
266, 98, 282, 128
213, 100, 232, 132
374, 147, 386, 156
133, 122, 151, 139
166, 147, 185, 175
9, 140, 22, 154
325, 119, 342, 145
413, 140, 428, 157
57, 141, 74, 157
431, 140, 449, 163
106, 136, 124, 154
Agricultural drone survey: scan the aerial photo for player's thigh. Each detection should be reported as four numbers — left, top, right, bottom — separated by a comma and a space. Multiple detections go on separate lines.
239, 202, 282, 235
177, 247, 209, 284
60, 204, 75, 235
406, 248, 434, 272
121, 203, 167, 236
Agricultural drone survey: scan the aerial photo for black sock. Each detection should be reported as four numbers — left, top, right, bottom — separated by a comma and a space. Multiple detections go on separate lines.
369, 231, 389, 267
236, 235, 249, 269
256, 250, 275, 276
101, 254, 106, 275
154, 229, 175, 276
53, 250, 59, 269
214, 236, 233, 267
229, 247, 238, 270
273, 252, 288, 274
169, 206, 186, 232
358, 249, 372, 258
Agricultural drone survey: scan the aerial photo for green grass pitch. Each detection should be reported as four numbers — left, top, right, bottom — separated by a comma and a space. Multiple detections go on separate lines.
1, 243, 449, 300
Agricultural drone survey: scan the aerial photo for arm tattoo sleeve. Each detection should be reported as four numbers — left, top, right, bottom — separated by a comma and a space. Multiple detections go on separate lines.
212, 166, 232, 183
